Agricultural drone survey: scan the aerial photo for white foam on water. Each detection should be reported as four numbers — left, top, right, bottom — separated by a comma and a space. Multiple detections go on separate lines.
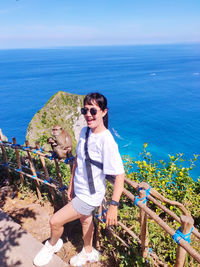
111, 127, 124, 140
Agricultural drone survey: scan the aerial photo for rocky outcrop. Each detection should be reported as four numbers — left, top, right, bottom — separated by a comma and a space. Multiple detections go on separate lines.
26, 91, 86, 151
0, 129, 8, 141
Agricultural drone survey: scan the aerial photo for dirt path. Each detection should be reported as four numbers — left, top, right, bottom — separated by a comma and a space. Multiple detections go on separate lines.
1, 187, 105, 267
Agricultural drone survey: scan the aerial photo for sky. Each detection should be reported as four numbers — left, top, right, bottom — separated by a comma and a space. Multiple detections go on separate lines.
0, 0, 200, 49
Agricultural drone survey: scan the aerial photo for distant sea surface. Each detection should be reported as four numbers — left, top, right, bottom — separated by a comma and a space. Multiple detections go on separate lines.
0, 44, 200, 179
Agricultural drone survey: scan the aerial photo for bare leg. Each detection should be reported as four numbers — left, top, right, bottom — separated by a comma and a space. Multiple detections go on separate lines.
49, 202, 81, 246
80, 215, 94, 253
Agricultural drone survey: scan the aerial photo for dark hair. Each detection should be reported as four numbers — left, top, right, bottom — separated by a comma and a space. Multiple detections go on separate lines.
83, 92, 108, 128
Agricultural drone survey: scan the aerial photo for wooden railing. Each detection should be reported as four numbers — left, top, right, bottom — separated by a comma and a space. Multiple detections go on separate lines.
0, 137, 200, 266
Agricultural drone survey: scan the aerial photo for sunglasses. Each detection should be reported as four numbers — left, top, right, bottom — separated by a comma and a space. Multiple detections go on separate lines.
81, 107, 99, 116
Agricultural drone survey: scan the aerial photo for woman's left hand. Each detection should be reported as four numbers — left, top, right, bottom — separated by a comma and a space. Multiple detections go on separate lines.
106, 205, 118, 226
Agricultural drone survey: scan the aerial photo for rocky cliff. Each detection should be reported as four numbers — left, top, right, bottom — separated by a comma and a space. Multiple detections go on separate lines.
26, 91, 86, 151
0, 129, 8, 141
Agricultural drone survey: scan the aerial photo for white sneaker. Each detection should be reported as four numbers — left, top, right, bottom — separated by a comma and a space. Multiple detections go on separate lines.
33, 238, 63, 266
70, 247, 100, 266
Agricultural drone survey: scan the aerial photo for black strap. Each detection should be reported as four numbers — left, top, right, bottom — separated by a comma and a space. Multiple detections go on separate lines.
85, 127, 98, 194
84, 127, 115, 194
85, 157, 96, 194
85, 127, 104, 169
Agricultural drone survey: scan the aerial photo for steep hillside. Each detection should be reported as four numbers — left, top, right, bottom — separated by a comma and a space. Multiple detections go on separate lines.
26, 91, 86, 150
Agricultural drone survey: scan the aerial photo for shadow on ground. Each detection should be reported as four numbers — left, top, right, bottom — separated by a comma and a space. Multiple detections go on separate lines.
6, 207, 37, 225
0, 210, 26, 267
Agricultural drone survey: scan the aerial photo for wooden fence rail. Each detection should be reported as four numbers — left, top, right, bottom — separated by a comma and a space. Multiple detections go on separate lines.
0, 138, 200, 266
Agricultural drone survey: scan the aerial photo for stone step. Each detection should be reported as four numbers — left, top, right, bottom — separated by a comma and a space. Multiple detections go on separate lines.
0, 208, 69, 267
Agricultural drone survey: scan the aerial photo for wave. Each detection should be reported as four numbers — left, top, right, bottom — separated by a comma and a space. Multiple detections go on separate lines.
122, 141, 132, 148
111, 127, 124, 140
193, 72, 199, 76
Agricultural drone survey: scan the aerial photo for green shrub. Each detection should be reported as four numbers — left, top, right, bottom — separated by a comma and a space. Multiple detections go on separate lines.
1, 143, 200, 266
104, 144, 200, 266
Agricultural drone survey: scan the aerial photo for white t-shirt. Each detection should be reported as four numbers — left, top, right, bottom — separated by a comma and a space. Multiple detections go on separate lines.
74, 127, 124, 207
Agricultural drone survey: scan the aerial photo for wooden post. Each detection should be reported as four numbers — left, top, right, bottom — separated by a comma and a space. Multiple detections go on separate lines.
175, 215, 194, 267
54, 158, 67, 205
25, 141, 41, 199
124, 178, 200, 240
0, 137, 11, 183
12, 138, 24, 184
139, 189, 149, 258
35, 142, 55, 204
123, 188, 200, 264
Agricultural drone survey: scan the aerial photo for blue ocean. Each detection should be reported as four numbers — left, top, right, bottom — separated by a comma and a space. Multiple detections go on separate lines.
0, 44, 200, 179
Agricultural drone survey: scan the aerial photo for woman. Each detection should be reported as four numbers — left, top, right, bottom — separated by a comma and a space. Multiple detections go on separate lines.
34, 92, 125, 266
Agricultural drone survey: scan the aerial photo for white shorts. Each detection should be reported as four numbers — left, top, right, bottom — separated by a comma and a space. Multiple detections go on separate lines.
71, 196, 96, 216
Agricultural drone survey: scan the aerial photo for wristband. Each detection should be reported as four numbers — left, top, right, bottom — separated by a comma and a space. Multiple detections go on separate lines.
110, 200, 119, 206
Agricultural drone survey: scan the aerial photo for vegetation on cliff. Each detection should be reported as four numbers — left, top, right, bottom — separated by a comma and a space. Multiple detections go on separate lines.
26, 91, 86, 151
115, 147, 200, 266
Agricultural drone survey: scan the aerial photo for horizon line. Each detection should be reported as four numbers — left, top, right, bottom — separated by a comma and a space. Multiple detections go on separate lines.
0, 41, 200, 51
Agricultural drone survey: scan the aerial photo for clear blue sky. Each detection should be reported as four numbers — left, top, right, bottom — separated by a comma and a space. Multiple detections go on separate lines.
0, 0, 200, 48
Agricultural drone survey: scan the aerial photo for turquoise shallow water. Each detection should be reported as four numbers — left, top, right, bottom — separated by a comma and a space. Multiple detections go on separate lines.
0, 44, 200, 179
